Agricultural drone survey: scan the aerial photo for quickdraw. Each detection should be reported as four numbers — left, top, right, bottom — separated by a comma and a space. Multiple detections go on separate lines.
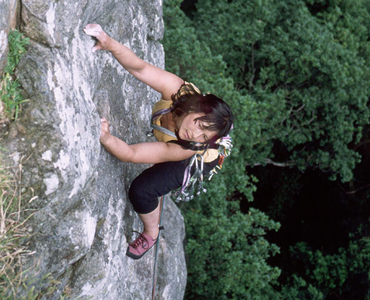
171, 134, 232, 202
172, 153, 207, 202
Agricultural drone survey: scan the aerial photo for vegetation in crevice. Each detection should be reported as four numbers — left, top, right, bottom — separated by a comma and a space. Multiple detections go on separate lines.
0, 29, 29, 123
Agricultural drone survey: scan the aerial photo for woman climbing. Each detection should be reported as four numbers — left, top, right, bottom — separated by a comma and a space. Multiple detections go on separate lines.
84, 24, 233, 260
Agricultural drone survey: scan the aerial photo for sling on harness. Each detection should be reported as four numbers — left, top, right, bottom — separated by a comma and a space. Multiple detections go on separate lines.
149, 108, 233, 202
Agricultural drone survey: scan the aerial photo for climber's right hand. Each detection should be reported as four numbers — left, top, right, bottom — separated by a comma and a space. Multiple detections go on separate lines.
100, 118, 111, 144
84, 24, 111, 53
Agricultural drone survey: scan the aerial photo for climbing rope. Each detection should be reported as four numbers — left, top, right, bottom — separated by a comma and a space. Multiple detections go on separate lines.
151, 195, 165, 300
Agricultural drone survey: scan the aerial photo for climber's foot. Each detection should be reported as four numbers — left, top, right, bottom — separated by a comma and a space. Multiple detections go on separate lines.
126, 232, 158, 260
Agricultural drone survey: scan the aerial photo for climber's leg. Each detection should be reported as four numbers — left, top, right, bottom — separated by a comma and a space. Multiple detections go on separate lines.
126, 203, 161, 260
139, 203, 160, 239
128, 160, 189, 213
128, 158, 218, 214
127, 158, 218, 259
127, 160, 187, 259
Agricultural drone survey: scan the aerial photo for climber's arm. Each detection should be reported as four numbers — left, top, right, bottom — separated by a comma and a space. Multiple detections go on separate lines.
102, 138, 194, 164
100, 118, 194, 164
84, 24, 184, 100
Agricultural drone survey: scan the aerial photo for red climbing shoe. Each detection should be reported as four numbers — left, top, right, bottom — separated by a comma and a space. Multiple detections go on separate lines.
126, 232, 158, 260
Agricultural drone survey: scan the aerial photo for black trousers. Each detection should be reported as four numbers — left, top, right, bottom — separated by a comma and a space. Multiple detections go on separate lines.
129, 157, 218, 214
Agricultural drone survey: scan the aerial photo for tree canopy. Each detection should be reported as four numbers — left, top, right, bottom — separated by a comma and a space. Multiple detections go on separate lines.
163, 0, 370, 298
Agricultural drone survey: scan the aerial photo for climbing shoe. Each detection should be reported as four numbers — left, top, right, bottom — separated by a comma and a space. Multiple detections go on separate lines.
126, 232, 158, 260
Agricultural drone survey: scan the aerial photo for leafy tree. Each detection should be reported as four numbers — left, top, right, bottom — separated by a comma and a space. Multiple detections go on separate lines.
282, 224, 370, 299
163, 0, 370, 298
191, 0, 370, 182
182, 175, 280, 299
164, 0, 282, 298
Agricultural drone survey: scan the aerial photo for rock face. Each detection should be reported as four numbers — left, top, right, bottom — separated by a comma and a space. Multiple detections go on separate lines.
1, 0, 187, 299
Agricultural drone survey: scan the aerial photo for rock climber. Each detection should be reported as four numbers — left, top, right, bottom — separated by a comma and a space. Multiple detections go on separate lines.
84, 24, 233, 260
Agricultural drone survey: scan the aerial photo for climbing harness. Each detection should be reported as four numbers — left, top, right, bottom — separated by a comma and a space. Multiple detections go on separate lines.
151, 195, 165, 300
149, 108, 233, 202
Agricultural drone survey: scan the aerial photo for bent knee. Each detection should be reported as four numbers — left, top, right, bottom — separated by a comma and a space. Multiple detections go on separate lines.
128, 177, 158, 214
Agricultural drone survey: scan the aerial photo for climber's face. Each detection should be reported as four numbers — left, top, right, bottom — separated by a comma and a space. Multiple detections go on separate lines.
178, 113, 217, 143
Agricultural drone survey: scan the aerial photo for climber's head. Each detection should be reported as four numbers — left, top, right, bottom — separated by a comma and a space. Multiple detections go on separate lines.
171, 84, 233, 148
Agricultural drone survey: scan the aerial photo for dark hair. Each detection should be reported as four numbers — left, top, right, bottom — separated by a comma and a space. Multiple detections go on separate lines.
170, 83, 233, 149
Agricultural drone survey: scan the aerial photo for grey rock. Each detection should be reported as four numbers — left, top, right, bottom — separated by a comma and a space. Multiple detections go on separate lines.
1, 1, 186, 299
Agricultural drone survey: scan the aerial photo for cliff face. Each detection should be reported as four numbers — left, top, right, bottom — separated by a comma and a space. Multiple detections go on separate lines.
0, 0, 187, 299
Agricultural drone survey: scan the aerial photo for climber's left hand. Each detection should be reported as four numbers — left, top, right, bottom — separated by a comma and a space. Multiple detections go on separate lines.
84, 24, 111, 53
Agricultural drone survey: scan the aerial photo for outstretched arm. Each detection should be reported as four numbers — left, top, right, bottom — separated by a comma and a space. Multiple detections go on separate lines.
84, 24, 184, 100
100, 118, 194, 164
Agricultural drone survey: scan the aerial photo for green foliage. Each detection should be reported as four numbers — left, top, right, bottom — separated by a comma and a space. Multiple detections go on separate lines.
281, 225, 370, 299
163, 0, 267, 196
164, 3, 284, 296
182, 173, 281, 299
163, 0, 370, 298
190, 0, 370, 182
4, 30, 29, 74
279, 274, 325, 300
0, 30, 29, 121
